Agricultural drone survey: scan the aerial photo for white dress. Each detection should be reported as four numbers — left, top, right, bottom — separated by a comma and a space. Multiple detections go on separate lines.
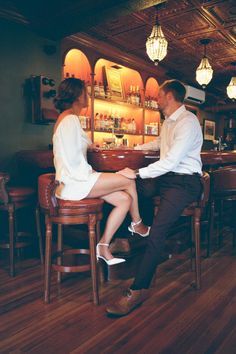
53, 114, 101, 200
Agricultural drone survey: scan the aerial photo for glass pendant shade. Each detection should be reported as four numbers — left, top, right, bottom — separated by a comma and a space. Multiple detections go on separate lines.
226, 76, 236, 100
196, 56, 213, 87
146, 24, 168, 65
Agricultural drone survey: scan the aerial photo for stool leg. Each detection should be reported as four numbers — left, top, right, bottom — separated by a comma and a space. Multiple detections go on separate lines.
208, 199, 215, 257
218, 199, 223, 248
190, 216, 195, 271
194, 209, 201, 290
8, 205, 15, 277
44, 216, 53, 303
233, 203, 236, 248
35, 206, 44, 264
57, 224, 63, 283
89, 215, 99, 305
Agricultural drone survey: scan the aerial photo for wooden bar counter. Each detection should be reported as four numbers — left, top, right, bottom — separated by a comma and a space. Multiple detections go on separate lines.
13, 148, 236, 259
15, 149, 236, 182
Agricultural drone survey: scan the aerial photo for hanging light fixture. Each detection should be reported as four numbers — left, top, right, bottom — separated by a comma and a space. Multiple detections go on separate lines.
196, 39, 213, 88
226, 62, 236, 101
146, 8, 168, 65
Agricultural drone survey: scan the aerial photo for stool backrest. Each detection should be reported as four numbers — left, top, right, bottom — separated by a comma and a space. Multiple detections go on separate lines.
199, 171, 210, 208
0, 172, 10, 205
212, 166, 236, 194
38, 173, 58, 215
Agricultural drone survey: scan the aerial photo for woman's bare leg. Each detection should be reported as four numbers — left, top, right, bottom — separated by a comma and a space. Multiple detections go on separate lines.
87, 173, 148, 259
97, 191, 131, 260
87, 173, 144, 224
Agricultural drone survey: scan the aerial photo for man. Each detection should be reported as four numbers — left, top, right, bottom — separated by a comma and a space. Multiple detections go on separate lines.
106, 79, 203, 316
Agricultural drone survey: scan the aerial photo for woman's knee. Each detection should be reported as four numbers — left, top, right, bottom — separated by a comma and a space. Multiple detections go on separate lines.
115, 191, 132, 207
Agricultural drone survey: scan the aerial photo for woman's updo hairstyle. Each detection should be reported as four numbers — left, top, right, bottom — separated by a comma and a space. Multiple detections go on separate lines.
54, 77, 85, 112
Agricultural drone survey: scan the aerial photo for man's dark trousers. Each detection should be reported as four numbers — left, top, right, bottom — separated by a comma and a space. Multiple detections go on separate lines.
132, 173, 202, 290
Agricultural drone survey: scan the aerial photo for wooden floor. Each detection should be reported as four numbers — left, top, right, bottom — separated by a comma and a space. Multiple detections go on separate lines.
0, 232, 236, 354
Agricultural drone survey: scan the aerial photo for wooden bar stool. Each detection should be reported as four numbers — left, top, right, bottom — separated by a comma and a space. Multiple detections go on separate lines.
209, 166, 236, 254
152, 172, 210, 290
38, 173, 104, 305
0, 172, 43, 276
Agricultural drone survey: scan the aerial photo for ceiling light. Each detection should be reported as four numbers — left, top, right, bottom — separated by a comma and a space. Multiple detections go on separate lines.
226, 62, 236, 101
196, 39, 213, 88
146, 10, 168, 65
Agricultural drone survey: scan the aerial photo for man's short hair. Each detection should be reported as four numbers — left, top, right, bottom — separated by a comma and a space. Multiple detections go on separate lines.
160, 80, 186, 103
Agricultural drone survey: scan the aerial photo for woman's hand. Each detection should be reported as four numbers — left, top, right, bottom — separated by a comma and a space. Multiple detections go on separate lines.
88, 143, 100, 152
117, 167, 136, 179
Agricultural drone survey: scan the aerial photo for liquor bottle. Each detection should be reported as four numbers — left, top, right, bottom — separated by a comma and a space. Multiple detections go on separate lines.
106, 86, 111, 100
114, 111, 119, 129
94, 81, 100, 97
88, 116, 91, 130
99, 82, 105, 98
86, 80, 91, 96
127, 119, 133, 133
131, 119, 136, 134
94, 112, 100, 130
126, 86, 131, 104
121, 117, 127, 132
108, 114, 113, 131
136, 86, 140, 106
104, 114, 109, 131
131, 86, 136, 105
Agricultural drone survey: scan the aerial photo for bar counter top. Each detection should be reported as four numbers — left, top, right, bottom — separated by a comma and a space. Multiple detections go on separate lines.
15, 149, 236, 172
87, 149, 236, 171
13, 148, 236, 187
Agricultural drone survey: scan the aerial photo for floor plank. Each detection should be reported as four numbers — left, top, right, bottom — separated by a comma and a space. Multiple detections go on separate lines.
0, 235, 236, 354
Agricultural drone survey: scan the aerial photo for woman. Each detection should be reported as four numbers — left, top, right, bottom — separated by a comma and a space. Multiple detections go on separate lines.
53, 78, 150, 265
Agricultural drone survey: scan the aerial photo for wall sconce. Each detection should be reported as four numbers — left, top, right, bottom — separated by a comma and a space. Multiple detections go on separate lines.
196, 39, 213, 88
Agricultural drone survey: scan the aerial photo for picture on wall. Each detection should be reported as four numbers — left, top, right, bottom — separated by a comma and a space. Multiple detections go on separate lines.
203, 119, 216, 141
104, 67, 124, 100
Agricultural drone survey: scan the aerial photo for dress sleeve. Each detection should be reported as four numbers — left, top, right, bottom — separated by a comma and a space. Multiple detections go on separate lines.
55, 116, 92, 182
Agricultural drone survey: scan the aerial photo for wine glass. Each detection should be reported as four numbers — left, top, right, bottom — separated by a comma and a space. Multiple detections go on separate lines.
115, 133, 124, 147
103, 137, 115, 149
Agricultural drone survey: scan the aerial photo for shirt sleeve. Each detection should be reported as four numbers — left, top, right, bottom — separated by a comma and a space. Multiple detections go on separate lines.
134, 136, 161, 151
139, 118, 198, 178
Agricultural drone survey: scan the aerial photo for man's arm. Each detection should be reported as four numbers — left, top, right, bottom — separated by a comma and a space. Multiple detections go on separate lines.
134, 135, 161, 151
138, 118, 201, 179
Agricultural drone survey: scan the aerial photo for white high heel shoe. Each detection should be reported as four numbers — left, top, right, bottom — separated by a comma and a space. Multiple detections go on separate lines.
128, 219, 151, 237
96, 243, 126, 265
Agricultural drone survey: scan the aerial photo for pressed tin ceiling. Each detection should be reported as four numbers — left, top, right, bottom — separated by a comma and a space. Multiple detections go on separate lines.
1, 0, 236, 107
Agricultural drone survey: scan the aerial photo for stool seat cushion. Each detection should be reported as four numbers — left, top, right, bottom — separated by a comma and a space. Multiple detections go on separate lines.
57, 198, 104, 215
8, 187, 35, 202
57, 198, 104, 208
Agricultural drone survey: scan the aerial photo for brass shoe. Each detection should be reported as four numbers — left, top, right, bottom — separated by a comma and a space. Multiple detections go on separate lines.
106, 288, 149, 316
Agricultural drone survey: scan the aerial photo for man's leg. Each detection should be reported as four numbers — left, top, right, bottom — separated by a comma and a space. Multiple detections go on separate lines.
136, 177, 159, 225
106, 175, 202, 316
132, 175, 202, 289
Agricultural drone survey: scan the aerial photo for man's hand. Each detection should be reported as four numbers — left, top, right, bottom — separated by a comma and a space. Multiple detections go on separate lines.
88, 143, 100, 152
117, 167, 136, 179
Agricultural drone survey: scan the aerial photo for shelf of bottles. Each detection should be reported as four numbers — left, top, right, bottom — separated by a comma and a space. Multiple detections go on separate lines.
63, 49, 161, 147
144, 77, 160, 143
93, 58, 143, 148
63, 48, 92, 136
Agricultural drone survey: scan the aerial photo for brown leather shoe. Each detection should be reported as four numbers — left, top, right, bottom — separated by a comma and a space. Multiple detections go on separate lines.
106, 288, 149, 316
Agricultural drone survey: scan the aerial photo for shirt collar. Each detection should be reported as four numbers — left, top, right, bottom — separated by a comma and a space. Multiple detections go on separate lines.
166, 105, 186, 122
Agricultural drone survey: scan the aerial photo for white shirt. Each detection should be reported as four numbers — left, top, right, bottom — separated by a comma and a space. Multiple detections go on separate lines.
53, 114, 100, 200
135, 105, 203, 178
